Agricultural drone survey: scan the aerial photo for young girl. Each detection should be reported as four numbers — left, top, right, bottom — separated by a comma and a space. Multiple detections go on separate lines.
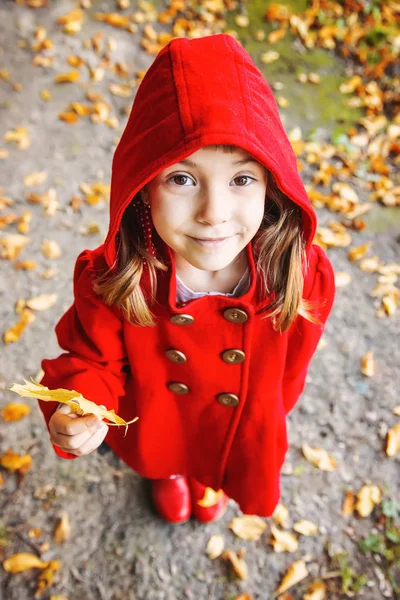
38, 33, 335, 524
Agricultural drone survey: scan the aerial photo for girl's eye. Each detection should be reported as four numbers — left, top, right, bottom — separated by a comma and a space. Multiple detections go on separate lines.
232, 175, 254, 186
168, 174, 194, 186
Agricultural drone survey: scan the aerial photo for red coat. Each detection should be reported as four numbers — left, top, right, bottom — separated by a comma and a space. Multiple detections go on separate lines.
38, 34, 335, 517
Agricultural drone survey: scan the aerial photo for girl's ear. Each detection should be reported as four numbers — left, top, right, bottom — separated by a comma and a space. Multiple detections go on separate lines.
140, 188, 150, 205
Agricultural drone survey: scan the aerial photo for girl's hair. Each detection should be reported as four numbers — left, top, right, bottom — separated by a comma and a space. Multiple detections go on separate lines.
93, 145, 323, 333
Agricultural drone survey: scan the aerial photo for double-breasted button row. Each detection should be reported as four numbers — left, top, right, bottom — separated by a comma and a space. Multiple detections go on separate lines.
170, 308, 248, 326
165, 349, 187, 363
167, 383, 240, 407
166, 347, 245, 364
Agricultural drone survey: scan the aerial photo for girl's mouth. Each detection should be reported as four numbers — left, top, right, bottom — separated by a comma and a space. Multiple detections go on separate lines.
189, 236, 231, 248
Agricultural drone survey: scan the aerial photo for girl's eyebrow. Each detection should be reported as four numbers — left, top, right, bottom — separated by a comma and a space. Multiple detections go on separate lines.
177, 157, 260, 168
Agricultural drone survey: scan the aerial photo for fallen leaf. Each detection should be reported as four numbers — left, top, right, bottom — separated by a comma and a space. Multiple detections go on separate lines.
35, 559, 61, 597
197, 487, 223, 507
0, 234, 30, 259
229, 515, 267, 541
40, 239, 62, 259
28, 528, 42, 538
292, 520, 318, 536
0, 450, 32, 474
274, 560, 308, 595
348, 242, 371, 261
393, 405, 400, 416
53, 513, 71, 543
14, 260, 37, 270
303, 580, 327, 600
341, 491, 355, 517
334, 272, 351, 287
3, 552, 47, 573
26, 294, 57, 311
270, 524, 298, 552
54, 71, 80, 84
272, 503, 290, 528
222, 549, 248, 580
386, 422, 400, 457
9, 380, 138, 429
302, 444, 337, 471
3, 308, 35, 344
23, 171, 47, 187
361, 351, 375, 377
355, 485, 382, 517
205, 534, 224, 559
4, 127, 31, 149
1, 402, 31, 421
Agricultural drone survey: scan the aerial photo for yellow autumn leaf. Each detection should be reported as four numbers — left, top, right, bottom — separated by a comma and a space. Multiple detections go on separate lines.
25, 294, 57, 311
272, 503, 291, 528
0, 234, 30, 259
293, 520, 318, 536
3, 127, 31, 149
274, 560, 309, 595
54, 70, 80, 84
302, 443, 337, 471
303, 580, 327, 600
393, 405, 400, 416
341, 491, 355, 517
197, 486, 223, 507
9, 379, 138, 429
229, 515, 267, 541
3, 308, 35, 344
270, 524, 298, 553
0, 450, 32, 474
36, 559, 61, 596
28, 528, 42, 538
222, 549, 248, 580
205, 534, 224, 559
40, 239, 62, 259
355, 485, 382, 517
1, 402, 31, 421
348, 242, 371, 262
361, 351, 375, 377
54, 513, 71, 543
50, 596, 69, 600
386, 423, 400, 457
3, 552, 47, 573
334, 271, 352, 287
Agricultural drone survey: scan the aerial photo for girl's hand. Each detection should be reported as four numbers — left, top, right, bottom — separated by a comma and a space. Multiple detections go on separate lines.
49, 404, 109, 456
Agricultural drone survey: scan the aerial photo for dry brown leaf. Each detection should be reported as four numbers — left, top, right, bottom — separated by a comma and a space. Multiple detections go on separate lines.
355, 485, 382, 517
361, 351, 375, 377
3, 552, 47, 573
274, 560, 308, 595
229, 515, 267, 541
1, 402, 31, 421
292, 520, 318, 536
386, 423, 400, 457
302, 443, 337, 471
41, 239, 62, 259
197, 487, 223, 507
205, 534, 224, 559
26, 294, 57, 311
272, 503, 290, 528
23, 171, 47, 187
222, 549, 248, 580
341, 491, 355, 517
303, 580, 327, 600
3, 308, 35, 344
54, 513, 71, 543
270, 524, 298, 553
9, 380, 138, 429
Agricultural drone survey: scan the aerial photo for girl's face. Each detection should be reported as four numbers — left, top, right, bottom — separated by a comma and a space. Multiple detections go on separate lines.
144, 146, 267, 273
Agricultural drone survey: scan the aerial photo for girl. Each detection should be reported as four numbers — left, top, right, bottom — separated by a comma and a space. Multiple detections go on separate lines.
38, 33, 335, 524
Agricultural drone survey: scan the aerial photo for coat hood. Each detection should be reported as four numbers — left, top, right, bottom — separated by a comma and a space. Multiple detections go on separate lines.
104, 33, 317, 270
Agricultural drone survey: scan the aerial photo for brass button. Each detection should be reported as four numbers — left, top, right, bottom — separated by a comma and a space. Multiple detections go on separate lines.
167, 382, 189, 394
223, 308, 248, 323
221, 349, 245, 364
217, 393, 239, 407
166, 349, 187, 364
170, 314, 195, 326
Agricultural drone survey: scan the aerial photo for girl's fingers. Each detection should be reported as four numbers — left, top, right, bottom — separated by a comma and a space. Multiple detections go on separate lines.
54, 412, 102, 436
51, 427, 93, 451
69, 423, 108, 456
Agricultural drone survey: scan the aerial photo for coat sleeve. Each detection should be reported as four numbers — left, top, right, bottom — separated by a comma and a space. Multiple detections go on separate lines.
282, 244, 335, 415
38, 249, 129, 460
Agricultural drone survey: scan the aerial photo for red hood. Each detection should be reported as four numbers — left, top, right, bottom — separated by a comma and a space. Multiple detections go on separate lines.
104, 33, 316, 268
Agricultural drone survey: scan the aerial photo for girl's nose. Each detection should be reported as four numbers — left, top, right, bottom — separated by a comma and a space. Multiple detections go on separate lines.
195, 188, 230, 226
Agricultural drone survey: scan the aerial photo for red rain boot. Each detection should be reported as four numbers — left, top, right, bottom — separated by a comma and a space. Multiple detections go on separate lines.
151, 475, 191, 523
189, 477, 228, 523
